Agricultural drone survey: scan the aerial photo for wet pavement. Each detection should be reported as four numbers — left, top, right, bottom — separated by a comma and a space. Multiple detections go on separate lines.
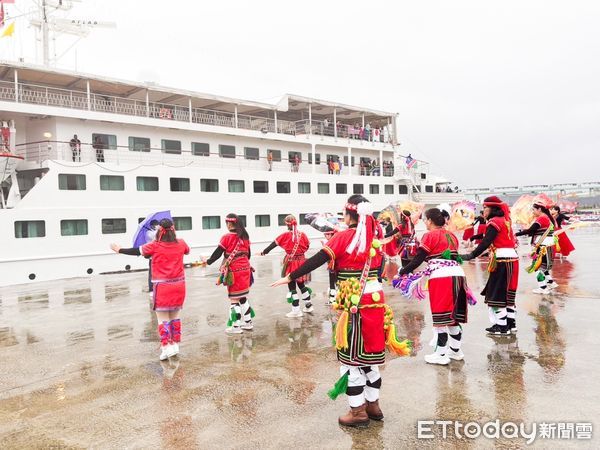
1, 229, 600, 449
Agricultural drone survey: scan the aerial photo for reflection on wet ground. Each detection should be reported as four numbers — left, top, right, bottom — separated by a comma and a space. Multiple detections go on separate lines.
1, 231, 599, 448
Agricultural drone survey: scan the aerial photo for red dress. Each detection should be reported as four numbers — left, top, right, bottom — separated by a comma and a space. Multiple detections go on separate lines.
276, 231, 310, 283
141, 239, 190, 311
555, 216, 575, 257
219, 233, 252, 298
481, 216, 519, 308
420, 229, 468, 326
324, 228, 386, 365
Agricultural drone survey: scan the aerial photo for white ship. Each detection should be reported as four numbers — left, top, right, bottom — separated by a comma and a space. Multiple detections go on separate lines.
0, 61, 464, 286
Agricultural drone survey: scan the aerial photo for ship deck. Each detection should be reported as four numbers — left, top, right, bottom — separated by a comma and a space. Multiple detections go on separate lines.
1, 229, 599, 448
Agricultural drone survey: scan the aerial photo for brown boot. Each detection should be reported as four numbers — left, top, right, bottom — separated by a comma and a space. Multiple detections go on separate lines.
338, 404, 370, 427
366, 400, 384, 421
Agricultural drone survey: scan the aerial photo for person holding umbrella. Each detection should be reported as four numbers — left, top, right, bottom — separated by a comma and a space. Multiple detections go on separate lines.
111, 218, 190, 361
146, 220, 159, 293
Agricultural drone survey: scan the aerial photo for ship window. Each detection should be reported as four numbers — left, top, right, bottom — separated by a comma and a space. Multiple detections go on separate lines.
253, 181, 269, 193
385, 184, 394, 195
369, 184, 380, 195
244, 147, 259, 160
161, 139, 181, 154
288, 151, 302, 163
425, 185, 434, 193
219, 144, 236, 158
170, 177, 190, 192
353, 184, 364, 194
421, 173, 427, 180
299, 213, 310, 224
343, 156, 355, 167
267, 149, 281, 161
136, 176, 159, 191
102, 218, 127, 234
192, 142, 210, 156
308, 153, 321, 164
59, 174, 86, 190
173, 216, 192, 231
14, 220, 45, 238
398, 185, 408, 194
92, 133, 117, 150
100, 175, 124, 191
326, 154, 339, 163
202, 216, 221, 229
237, 215, 247, 227
255, 215, 271, 227
276, 181, 291, 193
128, 136, 150, 152
278, 214, 291, 226
298, 182, 311, 194
228, 180, 245, 193
61, 219, 88, 236
336, 183, 347, 194
201, 179, 219, 192
318, 183, 330, 194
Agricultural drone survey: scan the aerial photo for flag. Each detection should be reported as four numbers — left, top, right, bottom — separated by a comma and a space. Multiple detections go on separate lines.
1, 21, 14, 38
405, 155, 417, 169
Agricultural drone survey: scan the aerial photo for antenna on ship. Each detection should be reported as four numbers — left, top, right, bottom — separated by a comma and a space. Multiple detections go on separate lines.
28, 0, 116, 67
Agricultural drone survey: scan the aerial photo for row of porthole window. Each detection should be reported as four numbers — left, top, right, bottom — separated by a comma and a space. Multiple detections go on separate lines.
14, 213, 322, 239
83, 136, 359, 165
59, 173, 410, 195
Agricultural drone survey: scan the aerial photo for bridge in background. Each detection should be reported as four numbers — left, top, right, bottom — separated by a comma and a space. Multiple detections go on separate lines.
463, 181, 600, 203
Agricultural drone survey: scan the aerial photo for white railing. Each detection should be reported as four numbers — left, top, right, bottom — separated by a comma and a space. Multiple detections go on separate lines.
0, 80, 396, 143
15, 141, 403, 178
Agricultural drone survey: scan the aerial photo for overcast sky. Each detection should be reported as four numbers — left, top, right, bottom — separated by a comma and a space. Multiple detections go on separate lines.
4, 0, 600, 187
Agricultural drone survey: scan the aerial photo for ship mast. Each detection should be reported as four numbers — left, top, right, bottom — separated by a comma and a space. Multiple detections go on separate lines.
28, 0, 116, 67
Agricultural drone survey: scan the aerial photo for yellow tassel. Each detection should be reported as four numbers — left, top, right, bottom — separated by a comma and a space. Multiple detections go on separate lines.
386, 323, 411, 356
335, 310, 349, 350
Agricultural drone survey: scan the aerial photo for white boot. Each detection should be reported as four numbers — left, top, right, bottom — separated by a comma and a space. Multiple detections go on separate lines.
286, 305, 303, 318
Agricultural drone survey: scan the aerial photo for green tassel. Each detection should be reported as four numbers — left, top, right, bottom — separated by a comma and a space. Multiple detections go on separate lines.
455, 255, 464, 264
250, 307, 256, 318
441, 249, 452, 260
327, 372, 349, 400
537, 272, 546, 282
287, 291, 294, 304
307, 286, 313, 297
226, 308, 236, 326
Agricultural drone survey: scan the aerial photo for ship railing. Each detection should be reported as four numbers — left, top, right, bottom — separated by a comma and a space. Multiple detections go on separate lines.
0, 80, 396, 143
293, 119, 395, 143
15, 141, 402, 177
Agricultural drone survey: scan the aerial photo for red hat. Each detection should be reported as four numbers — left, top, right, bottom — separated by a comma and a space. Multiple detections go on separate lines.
483, 195, 511, 221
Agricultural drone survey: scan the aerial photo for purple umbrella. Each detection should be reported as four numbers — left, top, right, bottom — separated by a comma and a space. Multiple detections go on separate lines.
133, 211, 172, 247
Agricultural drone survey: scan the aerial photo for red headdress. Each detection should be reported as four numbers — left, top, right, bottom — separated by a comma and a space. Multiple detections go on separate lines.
345, 202, 375, 254
285, 215, 299, 242
483, 195, 511, 222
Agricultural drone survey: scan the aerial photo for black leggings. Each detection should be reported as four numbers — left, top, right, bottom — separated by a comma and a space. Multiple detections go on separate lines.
329, 271, 337, 290
288, 280, 307, 293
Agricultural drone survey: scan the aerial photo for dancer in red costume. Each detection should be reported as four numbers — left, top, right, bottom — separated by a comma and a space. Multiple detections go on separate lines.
551, 206, 575, 257
461, 196, 519, 335
271, 195, 410, 428
205, 213, 254, 334
111, 218, 189, 360
261, 214, 313, 317
398, 208, 470, 365
516, 199, 558, 294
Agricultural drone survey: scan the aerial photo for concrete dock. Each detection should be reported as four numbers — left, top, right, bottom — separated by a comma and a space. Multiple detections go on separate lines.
1, 229, 599, 449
